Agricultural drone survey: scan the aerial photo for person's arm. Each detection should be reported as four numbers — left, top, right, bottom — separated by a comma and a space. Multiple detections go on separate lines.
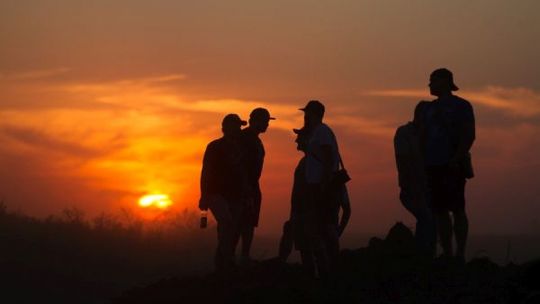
338, 185, 351, 237
317, 126, 336, 185
320, 144, 334, 185
199, 143, 214, 210
451, 103, 476, 164
394, 127, 414, 190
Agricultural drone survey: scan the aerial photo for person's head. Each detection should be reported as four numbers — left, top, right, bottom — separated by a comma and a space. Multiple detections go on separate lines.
429, 68, 459, 97
293, 128, 309, 152
300, 100, 325, 128
248, 108, 275, 134
222, 113, 247, 137
413, 101, 429, 126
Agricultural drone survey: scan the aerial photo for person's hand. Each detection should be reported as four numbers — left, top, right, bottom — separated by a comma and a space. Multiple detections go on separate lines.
198, 196, 209, 211
245, 197, 254, 210
448, 158, 461, 174
337, 226, 345, 237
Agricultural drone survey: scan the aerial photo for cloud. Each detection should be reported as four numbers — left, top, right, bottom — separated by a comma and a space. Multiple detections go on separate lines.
0, 67, 72, 80
62, 74, 187, 92
367, 86, 540, 119
0, 125, 104, 157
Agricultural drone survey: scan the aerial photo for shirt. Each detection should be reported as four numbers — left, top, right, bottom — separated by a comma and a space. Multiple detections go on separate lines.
240, 128, 265, 187
305, 123, 340, 184
394, 122, 426, 192
200, 136, 245, 201
423, 95, 475, 166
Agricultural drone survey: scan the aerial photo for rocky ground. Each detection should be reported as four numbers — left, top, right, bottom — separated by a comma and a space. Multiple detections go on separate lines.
112, 223, 540, 304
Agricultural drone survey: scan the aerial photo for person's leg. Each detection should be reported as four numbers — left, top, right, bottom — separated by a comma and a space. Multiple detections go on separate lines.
209, 197, 235, 271
300, 248, 316, 276
414, 204, 436, 257
401, 189, 434, 256
278, 221, 294, 262
454, 210, 468, 259
435, 211, 453, 257
240, 226, 254, 261
304, 184, 329, 279
452, 178, 468, 260
325, 224, 340, 270
427, 166, 454, 257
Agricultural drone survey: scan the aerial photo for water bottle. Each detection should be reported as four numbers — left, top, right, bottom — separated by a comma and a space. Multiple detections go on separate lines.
200, 210, 208, 229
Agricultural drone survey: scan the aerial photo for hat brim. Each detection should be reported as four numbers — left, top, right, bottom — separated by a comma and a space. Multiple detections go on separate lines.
240, 120, 248, 126
451, 84, 459, 91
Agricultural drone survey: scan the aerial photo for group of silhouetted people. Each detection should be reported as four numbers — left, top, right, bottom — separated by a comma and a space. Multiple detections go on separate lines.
199, 108, 273, 270
394, 68, 475, 263
199, 67, 475, 277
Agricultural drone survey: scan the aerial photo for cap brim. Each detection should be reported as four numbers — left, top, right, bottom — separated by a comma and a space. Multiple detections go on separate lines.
240, 121, 247, 126
451, 84, 459, 91
269, 117, 276, 120
299, 107, 306, 111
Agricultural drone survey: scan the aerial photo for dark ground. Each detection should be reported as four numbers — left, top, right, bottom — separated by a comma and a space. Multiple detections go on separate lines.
113, 223, 540, 304
1, 205, 539, 303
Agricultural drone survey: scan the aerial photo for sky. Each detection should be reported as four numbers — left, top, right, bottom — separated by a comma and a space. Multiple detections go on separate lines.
1, 0, 539, 235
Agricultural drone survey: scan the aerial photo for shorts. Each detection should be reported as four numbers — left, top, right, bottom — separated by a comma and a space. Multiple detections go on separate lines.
426, 165, 467, 213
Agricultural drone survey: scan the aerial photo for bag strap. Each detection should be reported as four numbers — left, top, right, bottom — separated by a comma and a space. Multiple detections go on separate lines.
308, 149, 347, 171
338, 154, 346, 171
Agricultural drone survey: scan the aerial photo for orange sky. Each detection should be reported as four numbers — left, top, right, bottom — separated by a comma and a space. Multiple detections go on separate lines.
1, 0, 539, 235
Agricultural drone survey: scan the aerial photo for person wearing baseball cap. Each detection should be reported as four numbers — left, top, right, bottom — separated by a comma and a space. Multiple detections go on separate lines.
429, 68, 459, 94
235, 107, 275, 265
222, 113, 247, 134
299, 99, 345, 279
299, 100, 325, 118
199, 113, 247, 272
424, 68, 475, 263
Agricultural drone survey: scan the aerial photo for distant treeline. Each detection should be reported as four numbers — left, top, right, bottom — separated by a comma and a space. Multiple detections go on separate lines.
0, 203, 215, 304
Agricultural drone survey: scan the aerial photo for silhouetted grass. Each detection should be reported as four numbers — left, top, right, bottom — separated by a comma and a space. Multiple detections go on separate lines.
0, 203, 215, 303
113, 223, 540, 304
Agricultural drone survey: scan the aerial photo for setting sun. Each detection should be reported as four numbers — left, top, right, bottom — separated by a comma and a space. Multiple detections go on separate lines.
138, 194, 173, 209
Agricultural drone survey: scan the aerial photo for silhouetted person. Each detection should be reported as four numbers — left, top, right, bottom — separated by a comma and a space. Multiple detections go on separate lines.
278, 126, 350, 273
278, 127, 312, 269
300, 100, 344, 279
423, 68, 475, 262
235, 108, 275, 264
394, 101, 436, 257
199, 114, 247, 272
326, 183, 351, 268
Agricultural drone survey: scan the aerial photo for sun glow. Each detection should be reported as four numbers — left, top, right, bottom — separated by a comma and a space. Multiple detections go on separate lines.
138, 194, 173, 209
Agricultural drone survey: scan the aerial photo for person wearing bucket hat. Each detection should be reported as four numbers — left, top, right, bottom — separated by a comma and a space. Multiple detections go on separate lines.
199, 113, 247, 272
423, 68, 476, 263
234, 107, 275, 265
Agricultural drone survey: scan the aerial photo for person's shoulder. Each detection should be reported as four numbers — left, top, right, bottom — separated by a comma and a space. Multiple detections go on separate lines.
240, 128, 260, 146
239, 129, 250, 142
395, 122, 413, 139
206, 138, 222, 150
395, 123, 410, 134
318, 123, 336, 135
452, 95, 473, 108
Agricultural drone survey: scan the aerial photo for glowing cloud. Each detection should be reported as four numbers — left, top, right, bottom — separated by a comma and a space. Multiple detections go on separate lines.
367, 86, 540, 118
